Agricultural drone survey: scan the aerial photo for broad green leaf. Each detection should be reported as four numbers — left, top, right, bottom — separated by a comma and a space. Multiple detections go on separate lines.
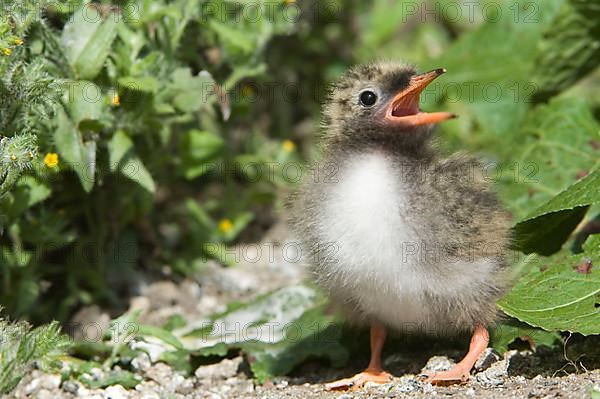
177, 285, 347, 383
179, 130, 224, 179
498, 97, 600, 220
514, 169, 600, 255
208, 20, 254, 54
108, 130, 155, 193
167, 69, 216, 113
499, 235, 600, 335
15, 176, 51, 208
61, 6, 119, 79
65, 80, 105, 131
107, 130, 133, 172
490, 321, 561, 352
119, 154, 155, 193
54, 108, 96, 192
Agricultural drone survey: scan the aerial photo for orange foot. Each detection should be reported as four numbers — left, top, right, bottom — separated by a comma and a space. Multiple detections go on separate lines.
421, 366, 470, 386
326, 369, 393, 390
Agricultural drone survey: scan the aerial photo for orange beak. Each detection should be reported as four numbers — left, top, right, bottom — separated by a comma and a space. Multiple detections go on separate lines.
385, 68, 456, 127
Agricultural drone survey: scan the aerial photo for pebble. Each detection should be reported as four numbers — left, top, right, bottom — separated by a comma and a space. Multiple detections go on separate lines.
195, 357, 243, 380
474, 348, 500, 371
421, 355, 455, 373
104, 385, 129, 399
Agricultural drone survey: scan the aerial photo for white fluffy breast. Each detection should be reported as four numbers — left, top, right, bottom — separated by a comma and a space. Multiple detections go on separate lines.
318, 152, 411, 273
315, 151, 498, 331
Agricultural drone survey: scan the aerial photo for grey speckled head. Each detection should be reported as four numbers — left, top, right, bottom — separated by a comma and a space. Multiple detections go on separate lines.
322, 61, 454, 153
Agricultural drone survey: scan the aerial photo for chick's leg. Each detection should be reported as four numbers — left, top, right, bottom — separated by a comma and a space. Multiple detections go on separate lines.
423, 324, 489, 385
326, 321, 392, 390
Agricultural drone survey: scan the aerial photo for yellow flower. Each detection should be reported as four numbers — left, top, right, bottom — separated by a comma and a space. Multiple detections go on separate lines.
282, 139, 296, 153
44, 153, 59, 168
111, 93, 120, 106
10, 154, 16, 161
241, 85, 255, 98
218, 218, 233, 234
2, 48, 12, 56
14, 38, 24, 46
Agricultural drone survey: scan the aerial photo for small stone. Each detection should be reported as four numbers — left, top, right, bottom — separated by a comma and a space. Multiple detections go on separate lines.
421, 355, 455, 373
36, 388, 55, 399
104, 384, 129, 399
474, 348, 500, 371
131, 351, 152, 371
145, 362, 174, 386
195, 357, 243, 380
62, 380, 80, 394
395, 375, 421, 393
25, 373, 61, 395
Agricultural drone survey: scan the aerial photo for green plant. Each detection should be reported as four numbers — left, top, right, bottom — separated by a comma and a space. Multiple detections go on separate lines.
0, 309, 69, 394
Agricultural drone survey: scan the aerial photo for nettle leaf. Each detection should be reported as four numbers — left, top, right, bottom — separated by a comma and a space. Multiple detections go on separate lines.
514, 169, 600, 255
61, 5, 119, 79
499, 235, 600, 335
531, 0, 600, 103
55, 108, 96, 193
108, 131, 156, 193
498, 97, 600, 221
177, 285, 347, 383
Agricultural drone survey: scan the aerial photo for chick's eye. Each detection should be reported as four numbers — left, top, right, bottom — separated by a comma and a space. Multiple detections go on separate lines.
359, 91, 377, 107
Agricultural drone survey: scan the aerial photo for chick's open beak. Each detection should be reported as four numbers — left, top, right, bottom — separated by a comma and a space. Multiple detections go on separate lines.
385, 68, 456, 127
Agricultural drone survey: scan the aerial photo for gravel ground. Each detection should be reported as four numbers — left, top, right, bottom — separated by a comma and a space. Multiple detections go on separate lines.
9, 222, 600, 398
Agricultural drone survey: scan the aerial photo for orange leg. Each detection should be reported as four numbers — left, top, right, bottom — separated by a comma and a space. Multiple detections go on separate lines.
422, 324, 489, 386
326, 321, 393, 390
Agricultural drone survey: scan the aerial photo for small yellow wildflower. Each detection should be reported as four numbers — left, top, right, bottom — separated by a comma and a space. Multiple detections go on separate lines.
2, 48, 12, 56
10, 154, 16, 161
218, 218, 234, 234
111, 93, 120, 106
44, 153, 59, 168
282, 139, 296, 153
14, 38, 24, 46
241, 85, 255, 98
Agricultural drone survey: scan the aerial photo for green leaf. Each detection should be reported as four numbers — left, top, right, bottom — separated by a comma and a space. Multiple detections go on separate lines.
61, 6, 119, 79
514, 169, 600, 255
498, 97, 600, 220
178, 285, 347, 383
107, 130, 133, 172
499, 235, 600, 335
179, 130, 224, 180
66, 80, 105, 131
54, 108, 96, 192
15, 176, 51, 208
208, 20, 254, 54
108, 131, 155, 193
531, 0, 600, 103
490, 321, 561, 352
168, 69, 216, 113
430, 0, 563, 140
118, 76, 159, 93
136, 325, 184, 350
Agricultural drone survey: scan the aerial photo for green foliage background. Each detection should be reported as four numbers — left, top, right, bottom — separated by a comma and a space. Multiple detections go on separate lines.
0, 0, 599, 392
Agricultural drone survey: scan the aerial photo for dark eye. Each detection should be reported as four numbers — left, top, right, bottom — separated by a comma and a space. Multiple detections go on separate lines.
359, 90, 377, 107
